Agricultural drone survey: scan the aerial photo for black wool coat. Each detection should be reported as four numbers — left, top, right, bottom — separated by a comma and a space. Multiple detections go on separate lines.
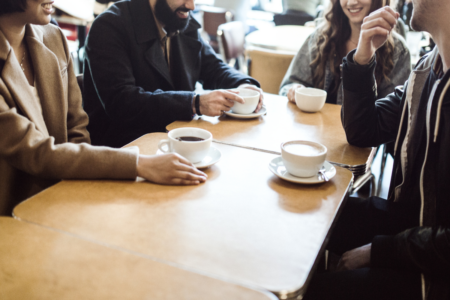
84, 0, 258, 147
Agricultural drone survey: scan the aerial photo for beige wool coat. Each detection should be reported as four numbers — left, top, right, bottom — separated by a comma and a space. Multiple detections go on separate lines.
0, 24, 139, 215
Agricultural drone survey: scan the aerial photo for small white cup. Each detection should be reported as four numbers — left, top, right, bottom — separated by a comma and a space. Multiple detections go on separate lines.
231, 88, 260, 114
158, 128, 212, 163
281, 140, 327, 177
295, 87, 327, 113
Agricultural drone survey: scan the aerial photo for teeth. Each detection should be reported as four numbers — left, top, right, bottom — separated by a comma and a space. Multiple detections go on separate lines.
349, 8, 362, 13
42, 3, 53, 9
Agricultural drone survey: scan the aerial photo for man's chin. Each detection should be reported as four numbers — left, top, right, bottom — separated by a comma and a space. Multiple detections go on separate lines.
166, 18, 190, 33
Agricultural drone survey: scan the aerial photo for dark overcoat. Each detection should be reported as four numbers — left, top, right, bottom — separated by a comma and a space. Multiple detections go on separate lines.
84, 0, 258, 147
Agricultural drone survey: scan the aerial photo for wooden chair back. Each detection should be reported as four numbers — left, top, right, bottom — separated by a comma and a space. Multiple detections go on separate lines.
246, 47, 295, 94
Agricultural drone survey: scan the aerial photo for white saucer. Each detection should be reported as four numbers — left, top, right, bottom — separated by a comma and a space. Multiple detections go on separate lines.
156, 146, 221, 169
224, 106, 267, 119
268, 157, 336, 184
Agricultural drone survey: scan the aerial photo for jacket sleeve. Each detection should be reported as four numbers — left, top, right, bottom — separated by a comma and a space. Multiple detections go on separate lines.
378, 35, 411, 99
0, 95, 138, 180
58, 28, 91, 145
341, 49, 405, 147
84, 12, 195, 130
371, 227, 450, 277
279, 34, 315, 96
197, 34, 260, 90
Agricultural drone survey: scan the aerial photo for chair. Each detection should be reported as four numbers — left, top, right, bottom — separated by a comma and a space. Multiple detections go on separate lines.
217, 21, 246, 72
246, 47, 295, 94
76, 74, 84, 94
201, 6, 233, 53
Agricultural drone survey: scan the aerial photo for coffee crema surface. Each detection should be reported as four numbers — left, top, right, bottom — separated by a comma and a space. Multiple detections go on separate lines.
284, 144, 324, 156
176, 136, 205, 142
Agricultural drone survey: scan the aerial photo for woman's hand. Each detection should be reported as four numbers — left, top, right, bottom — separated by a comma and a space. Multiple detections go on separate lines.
354, 6, 399, 65
287, 84, 304, 103
137, 153, 207, 185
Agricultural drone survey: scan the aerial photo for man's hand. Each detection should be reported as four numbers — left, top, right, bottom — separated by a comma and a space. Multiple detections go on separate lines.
336, 243, 371, 271
237, 83, 264, 112
287, 83, 304, 103
195, 90, 244, 116
137, 153, 207, 185
354, 6, 399, 65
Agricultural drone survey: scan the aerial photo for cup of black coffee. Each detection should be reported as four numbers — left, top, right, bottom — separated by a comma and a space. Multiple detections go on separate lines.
158, 128, 212, 163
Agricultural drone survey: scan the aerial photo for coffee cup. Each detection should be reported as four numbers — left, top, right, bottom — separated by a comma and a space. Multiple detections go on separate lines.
295, 87, 327, 113
231, 88, 260, 114
281, 140, 327, 177
158, 128, 212, 163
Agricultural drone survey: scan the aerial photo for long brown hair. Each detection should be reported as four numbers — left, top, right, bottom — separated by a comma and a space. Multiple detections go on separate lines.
311, 0, 395, 94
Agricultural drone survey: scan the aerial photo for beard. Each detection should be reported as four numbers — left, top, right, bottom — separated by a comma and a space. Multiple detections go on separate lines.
154, 0, 190, 34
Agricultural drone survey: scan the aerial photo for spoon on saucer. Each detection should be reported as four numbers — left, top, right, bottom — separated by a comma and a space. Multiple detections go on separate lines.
319, 166, 329, 182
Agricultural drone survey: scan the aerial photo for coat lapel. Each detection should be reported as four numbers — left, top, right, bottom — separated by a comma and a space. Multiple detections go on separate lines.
145, 40, 174, 88
171, 34, 202, 91
26, 25, 66, 141
0, 28, 49, 136
130, 0, 174, 88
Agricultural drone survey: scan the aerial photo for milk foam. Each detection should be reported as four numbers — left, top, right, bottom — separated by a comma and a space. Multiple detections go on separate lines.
284, 143, 324, 156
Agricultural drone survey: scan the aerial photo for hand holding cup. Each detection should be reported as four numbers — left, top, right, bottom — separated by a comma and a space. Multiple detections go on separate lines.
287, 83, 304, 103
195, 90, 244, 116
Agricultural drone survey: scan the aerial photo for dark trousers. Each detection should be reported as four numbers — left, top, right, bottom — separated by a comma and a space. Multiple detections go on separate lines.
303, 197, 422, 300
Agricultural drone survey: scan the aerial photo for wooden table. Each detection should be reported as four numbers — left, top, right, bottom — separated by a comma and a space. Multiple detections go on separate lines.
0, 217, 276, 300
245, 25, 315, 54
14, 133, 353, 299
168, 93, 373, 171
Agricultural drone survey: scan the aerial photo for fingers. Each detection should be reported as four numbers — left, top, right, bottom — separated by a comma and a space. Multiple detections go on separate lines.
288, 88, 296, 103
173, 154, 207, 177
175, 153, 195, 167
221, 90, 245, 104
367, 6, 398, 23
176, 162, 207, 178
254, 92, 264, 112
361, 26, 390, 41
173, 170, 207, 183
287, 85, 302, 103
366, 6, 398, 28
361, 17, 395, 33
172, 178, 201, 185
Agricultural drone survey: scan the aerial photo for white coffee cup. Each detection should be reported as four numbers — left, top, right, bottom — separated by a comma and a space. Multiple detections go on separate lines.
295, 87, 327, 113
158, 128, 212, 163
281, 140, 327, 177
231, 88, 260, 114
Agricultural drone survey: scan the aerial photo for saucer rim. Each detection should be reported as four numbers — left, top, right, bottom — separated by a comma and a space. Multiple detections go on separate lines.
268, 157, 336, 184
156, 146, 221, 169
224, 106, 267, 119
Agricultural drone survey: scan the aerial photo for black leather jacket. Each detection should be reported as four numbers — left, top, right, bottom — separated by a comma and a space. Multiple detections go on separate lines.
341, 48, 450, 300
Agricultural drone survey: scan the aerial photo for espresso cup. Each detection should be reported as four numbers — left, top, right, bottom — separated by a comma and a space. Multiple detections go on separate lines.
158, 128, 212, 163
231, 88, 260, 114
295, 87, 327, 113
281, 140, 327, 177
